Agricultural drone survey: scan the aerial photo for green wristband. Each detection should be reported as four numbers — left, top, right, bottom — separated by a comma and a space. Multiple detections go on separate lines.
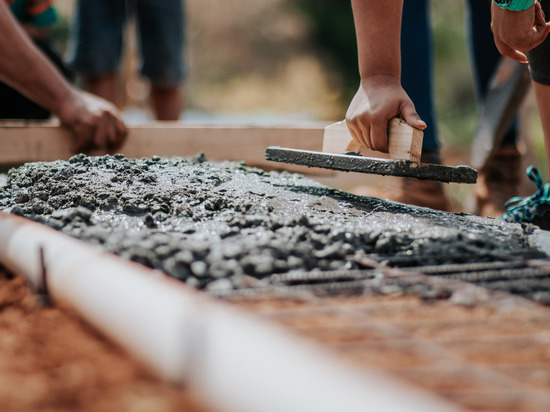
493, 0, 535, 11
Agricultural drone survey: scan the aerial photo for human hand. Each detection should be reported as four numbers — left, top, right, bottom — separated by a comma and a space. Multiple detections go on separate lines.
491, 1, 550, 63
57, 90, 127, 154
345, 75, 426, 152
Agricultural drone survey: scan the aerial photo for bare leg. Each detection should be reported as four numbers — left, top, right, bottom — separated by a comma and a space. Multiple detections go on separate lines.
532, 80, 550, 181
83, 74, 118, 106
150, 85, 182, 121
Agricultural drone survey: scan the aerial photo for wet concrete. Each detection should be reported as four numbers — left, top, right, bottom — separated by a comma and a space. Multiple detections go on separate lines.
0, 154, 544, 295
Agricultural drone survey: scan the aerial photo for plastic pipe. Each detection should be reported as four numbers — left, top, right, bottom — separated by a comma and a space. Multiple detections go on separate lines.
0, 212, 459, 412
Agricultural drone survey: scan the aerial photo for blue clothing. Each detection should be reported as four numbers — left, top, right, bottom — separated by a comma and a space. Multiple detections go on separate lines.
68, 0, 186, 87
401, 0, 518, 151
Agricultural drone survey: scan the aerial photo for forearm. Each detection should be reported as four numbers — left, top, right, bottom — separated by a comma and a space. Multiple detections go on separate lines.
351, 0, 403, 80
0, 2, 75, 117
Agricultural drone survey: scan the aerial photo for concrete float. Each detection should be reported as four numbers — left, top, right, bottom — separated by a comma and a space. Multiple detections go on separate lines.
0, 211, 459, 412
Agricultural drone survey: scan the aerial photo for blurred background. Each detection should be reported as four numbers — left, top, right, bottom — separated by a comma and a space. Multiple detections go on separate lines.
51, 0, 545, 199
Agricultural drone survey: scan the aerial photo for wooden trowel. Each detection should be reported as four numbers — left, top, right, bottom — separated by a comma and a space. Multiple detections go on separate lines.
265, 117, 477, 184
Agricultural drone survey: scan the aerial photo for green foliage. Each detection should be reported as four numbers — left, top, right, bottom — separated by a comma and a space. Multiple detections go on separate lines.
291, 0, 359, 104
50, 15, 71, 53
431, 0, 477, 147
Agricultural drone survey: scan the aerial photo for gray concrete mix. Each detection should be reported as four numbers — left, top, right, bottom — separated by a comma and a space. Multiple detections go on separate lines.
0, 154, 545, 295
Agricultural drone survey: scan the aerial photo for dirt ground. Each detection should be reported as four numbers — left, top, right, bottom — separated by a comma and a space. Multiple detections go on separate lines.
0, 266, 211, 412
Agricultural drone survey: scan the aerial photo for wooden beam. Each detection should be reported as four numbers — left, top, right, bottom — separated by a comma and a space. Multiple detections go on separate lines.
0, 122, 333, 175
322, 118, 423, 162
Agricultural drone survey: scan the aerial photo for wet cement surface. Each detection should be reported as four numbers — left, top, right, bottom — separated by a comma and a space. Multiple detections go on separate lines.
0, 155, 546, 299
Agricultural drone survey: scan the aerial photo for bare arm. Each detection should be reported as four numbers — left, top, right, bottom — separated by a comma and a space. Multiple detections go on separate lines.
346, 0, 425, 152
0, 3, 126, 153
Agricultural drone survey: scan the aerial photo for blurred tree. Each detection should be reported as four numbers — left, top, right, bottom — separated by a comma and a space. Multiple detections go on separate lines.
292, 0, 359, 105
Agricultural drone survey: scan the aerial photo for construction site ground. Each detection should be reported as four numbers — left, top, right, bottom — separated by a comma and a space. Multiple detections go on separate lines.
229, 289, 550, 412
2, 154, 550, 411
0, 266, 213, 412
4, 262, 550, 411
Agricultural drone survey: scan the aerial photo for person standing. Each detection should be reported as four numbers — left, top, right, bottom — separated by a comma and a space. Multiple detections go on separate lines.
68, 0, 186, 121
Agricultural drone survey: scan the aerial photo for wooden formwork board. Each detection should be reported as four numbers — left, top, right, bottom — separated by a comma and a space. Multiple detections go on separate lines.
0, 122, 333, 175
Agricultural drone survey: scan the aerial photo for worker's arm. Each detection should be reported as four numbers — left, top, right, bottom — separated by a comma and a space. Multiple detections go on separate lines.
0, 2, 126, 153
345, 0, 425, 153
491, 0, 550, 63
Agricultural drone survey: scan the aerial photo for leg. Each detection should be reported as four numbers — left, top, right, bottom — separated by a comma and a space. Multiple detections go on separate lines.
533, 82, 550, 181
528, 0, 550, 182
465, 0, 522, 217
465, 0, 518, 148
150, 85, 183, 121
68, 0, 126, 106
84, 74, 118, 104
401, 0, 438, 152
135, 0, 186, 120
498, 1, 550, 228
391, 0, 450, 211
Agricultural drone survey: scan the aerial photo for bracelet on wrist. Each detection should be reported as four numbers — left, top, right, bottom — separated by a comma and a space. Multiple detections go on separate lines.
493, 0, 535, 11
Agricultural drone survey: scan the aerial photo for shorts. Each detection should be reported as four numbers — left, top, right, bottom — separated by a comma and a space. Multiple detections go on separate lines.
68, 0, 186, 86
527, 0, 550, 85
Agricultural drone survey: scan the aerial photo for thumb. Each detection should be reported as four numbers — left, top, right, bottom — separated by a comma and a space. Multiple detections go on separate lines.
401, 103, 427, 131
496, 40, 529, 63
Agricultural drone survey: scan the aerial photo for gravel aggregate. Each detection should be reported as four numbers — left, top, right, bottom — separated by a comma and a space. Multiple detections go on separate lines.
0, 154, 543, 293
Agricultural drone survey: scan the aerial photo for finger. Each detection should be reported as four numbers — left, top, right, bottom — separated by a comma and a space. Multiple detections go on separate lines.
535, 3, 546, 26
361, 123, 373, 150
345, 119, 362, 146
357, 121, 371, 149
73, 128, 92, 154
533, 17, 549, 37
345, 118, 359, 142
496, 40, 528, 63
370, 117, 388, 153
105, 122, 118, 154
93, 115, 108, 149
115, 120, 128, 148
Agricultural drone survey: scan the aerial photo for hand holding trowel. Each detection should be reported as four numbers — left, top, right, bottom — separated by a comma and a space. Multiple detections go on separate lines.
323, 117, 423, 162
266, 117, 477, 184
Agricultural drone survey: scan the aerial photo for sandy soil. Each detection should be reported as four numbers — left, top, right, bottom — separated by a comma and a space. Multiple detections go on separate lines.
0, 266, 211, 412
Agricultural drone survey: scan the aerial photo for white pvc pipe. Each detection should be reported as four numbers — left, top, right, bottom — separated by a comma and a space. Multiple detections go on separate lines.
0, 212, 200, 382
0, 212, 460, 412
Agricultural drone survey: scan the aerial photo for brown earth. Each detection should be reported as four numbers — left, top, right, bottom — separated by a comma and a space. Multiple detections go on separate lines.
229, 291, 550, 411
0, 266, 211, 412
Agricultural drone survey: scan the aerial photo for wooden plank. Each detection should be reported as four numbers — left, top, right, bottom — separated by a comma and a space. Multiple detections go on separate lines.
0, 122, 333, 175
322, 118, 423, 162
